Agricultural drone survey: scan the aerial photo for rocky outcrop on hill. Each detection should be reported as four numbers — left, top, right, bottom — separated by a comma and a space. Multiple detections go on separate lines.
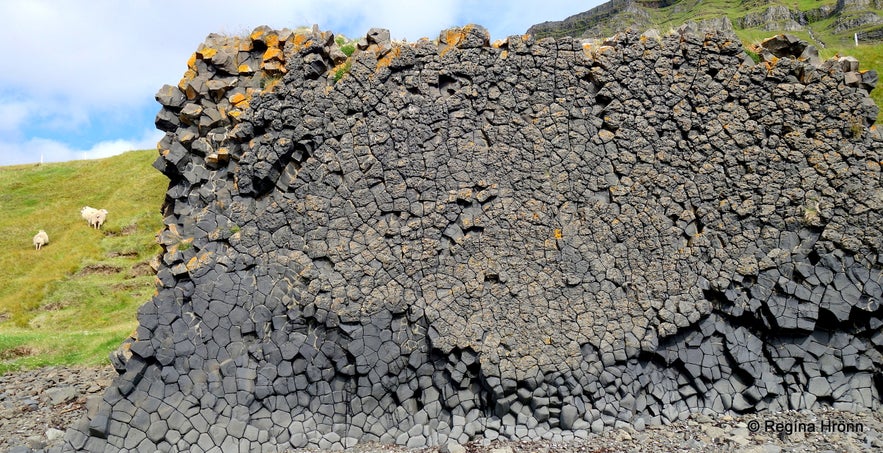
528, 0, 883, 43
62, 22, 882, 452
527, 0, 653, 39
739, 6, 806, 31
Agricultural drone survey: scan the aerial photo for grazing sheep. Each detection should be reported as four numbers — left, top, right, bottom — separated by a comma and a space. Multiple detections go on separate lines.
90, 209, 108, 229
81, 206, 108, 229
33, 230, 49, 250
81, 206, 98, 225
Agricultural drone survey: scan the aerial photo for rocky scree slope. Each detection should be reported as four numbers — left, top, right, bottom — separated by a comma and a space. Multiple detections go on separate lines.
62, 23, 883, 452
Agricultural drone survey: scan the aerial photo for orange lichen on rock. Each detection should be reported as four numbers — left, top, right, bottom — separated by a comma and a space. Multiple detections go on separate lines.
446, 28, 466, 48
250, 27, 268, 43
263, 33, 280, 49
229, 92, 248, 107
197, 47, 218, 60
186, 251, 214, 273
290, 33, 312, 49
439, 25, 474, 56
178, 69, 198, 99
376, 46, 402, 69
262, 46, 284, 62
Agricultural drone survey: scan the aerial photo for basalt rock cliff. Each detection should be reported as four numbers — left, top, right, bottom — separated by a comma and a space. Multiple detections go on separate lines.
63, 24, 883, 452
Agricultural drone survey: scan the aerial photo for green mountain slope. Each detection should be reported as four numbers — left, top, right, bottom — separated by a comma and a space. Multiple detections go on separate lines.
528, 0, 883, 122
0, 150, 167, 373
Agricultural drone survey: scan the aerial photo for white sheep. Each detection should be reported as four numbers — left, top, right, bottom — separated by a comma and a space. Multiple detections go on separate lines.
81, 206, 98, 225
81, 206, 108, 229
90, 209, 108, 229
33, 230, 49, 250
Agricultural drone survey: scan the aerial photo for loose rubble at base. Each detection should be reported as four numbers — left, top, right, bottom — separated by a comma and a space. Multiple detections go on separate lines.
49, 20, 883, 452
0, 366, 114, 453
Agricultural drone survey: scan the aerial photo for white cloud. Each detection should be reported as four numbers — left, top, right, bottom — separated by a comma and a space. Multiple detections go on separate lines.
0, 101, 37, 136
0, 0, 601, 166
0, 129, 162, 166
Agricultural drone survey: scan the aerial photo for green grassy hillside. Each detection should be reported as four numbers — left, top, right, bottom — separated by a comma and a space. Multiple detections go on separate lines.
0, 150, 167, 373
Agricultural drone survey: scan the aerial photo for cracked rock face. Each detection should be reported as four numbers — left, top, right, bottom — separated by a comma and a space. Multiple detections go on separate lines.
64, 24, 883, 452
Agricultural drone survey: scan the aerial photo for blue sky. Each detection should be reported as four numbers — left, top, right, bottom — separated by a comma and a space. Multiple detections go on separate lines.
0, 0, 603, 166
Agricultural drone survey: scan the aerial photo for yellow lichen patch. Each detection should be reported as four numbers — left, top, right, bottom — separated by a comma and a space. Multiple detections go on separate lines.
197, 47, 218, 60
186, 251, 213, 273
178, 69, 198, 99
263, 46, 284, 62
187, 52, 197, 69
177, 69, 196, 89
500, 50, 509, 60
446, 29, 466, 47
238, 63, 255, 74
554, 229, 563, 240
264, 33, 280, 49
290, 33, 311, 49
376, 46, 402, 69
250, 27, 267, 42
229, 92, 247, 105
439, 26, 473, 56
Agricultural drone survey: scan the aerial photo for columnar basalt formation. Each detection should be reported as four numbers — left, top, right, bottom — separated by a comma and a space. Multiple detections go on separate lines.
65, 23, 883, 452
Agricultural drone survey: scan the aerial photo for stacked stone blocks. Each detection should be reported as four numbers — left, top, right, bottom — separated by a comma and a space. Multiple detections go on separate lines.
64, 23, 883, 452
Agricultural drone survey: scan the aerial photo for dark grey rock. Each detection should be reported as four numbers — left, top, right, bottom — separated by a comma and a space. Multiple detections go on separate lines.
64, 21, 883, 452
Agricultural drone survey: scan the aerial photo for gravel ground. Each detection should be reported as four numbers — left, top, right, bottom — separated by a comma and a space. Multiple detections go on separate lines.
1, 365, 881, 452
0, 366, 113, 452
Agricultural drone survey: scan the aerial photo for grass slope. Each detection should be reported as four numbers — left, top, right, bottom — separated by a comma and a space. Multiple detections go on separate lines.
0, 150, 167, 373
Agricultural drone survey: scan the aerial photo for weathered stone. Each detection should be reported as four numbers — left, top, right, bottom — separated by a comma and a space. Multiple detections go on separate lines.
65, 21, 883, 453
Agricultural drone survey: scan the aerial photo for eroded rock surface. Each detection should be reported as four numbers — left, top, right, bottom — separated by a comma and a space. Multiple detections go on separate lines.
64, 23, 882, 452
